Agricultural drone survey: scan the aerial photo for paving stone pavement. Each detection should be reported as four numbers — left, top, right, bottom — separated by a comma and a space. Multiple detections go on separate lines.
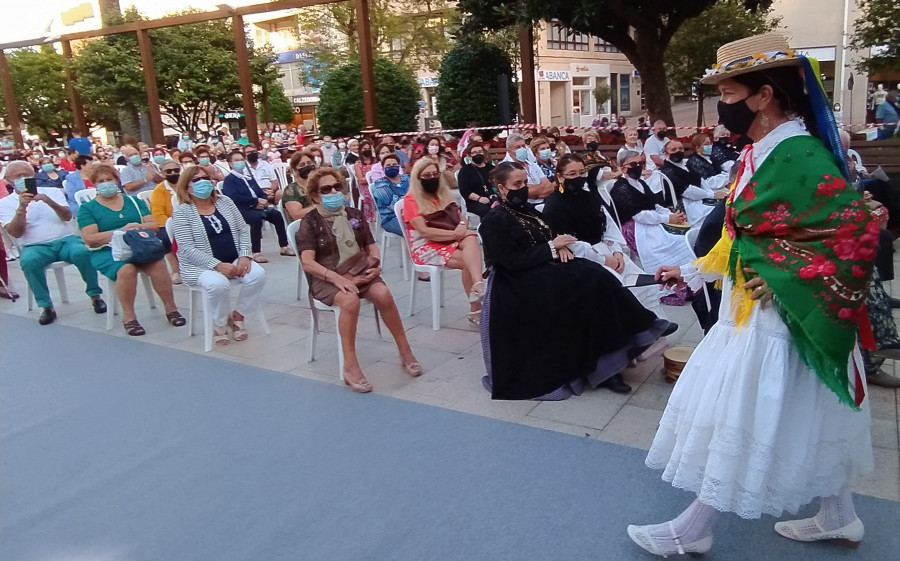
2, 230, 898, 501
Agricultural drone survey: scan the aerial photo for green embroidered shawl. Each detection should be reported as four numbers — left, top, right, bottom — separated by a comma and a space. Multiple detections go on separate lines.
727, 135, 877, 407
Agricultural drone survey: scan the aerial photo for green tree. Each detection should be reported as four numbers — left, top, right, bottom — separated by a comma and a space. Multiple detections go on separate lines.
457, 0, 773, 125
317, 57, 419, 137
297, 0, 453, 81
664, 0, 780, 125
0, 46, 79, 140
74, 7, 281, 136
261, 84, 296, 124
852, 0, 900, 74
435, 38, 519, 129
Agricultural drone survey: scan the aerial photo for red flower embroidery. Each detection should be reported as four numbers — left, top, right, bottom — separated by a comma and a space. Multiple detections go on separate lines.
773, 223, 789, 236
769, 251, 787, 263
799, 254, 837, 279
756, 220, 773, 234
838, 307, 857, 321
816, 175, 847, 198
852, 265, 868, 278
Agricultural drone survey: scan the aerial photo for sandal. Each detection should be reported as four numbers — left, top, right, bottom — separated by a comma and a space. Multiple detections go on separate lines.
468, 281, 485, 303
402, 360, 424, 377
214, 327, 230, 346
123, 320, 146, 336
166, 310, 187, 327
467, 309, 481, 327
252, 253, 269, 263
228, 314, 248, 341
279, 247, 296, 257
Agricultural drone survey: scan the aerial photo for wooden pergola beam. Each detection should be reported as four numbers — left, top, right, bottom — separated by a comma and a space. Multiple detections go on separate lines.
0, 50, 24, 149
61, 40, 89, 137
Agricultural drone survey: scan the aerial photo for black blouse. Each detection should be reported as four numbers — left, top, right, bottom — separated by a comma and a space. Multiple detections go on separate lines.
457, 163, 495, 217
609, 177, 664, 225
660, 161, 703, 207
686, 153, 721, 179
542, 185, 607, 245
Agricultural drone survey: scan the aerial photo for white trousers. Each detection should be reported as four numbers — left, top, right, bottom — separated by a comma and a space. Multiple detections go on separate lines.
194, 260, 267, 327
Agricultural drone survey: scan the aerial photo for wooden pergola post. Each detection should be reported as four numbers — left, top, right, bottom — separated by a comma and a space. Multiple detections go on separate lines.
518, 24, 537, 125
61, 40, 89, 137
232, 14, 260, 147
136, 29, 165, 145
355, 0, 378, 133
0, 50, 24, 149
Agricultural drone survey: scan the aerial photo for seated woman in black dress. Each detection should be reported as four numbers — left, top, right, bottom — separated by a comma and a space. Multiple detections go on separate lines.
456, 142, 495, 217
478, 162, 675, 400
659, 139, 726, 228
710, 124, 740, 172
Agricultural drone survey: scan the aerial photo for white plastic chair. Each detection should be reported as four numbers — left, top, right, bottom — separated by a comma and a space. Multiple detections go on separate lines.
684, 227, 712, 311
847, 148, 862, 169
3, 228, 71, 311
287, 218, 380, 378
272, 162, 290, 190
659, 173, 679, 210
375, 201, 409, 281
74, 188, 97, 206
166, 219, 271, 351
215, 181, 224, 193
286, 219, 306, 300
394, 199, 446, 330
136, 191, 154, 205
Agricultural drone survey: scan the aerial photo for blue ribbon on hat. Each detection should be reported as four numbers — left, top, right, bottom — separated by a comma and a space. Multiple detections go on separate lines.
798, 56, 850, 181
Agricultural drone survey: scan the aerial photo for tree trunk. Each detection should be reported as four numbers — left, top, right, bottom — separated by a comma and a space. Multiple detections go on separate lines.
632, 34, 675, 127
262, 85, 271, 124
696, 88, 705, 128
97, 0, 121, 27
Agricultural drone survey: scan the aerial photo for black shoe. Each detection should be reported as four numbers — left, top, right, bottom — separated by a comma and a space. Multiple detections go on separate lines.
889, 297, 900, 309
92, 297, 107, 314
38, 307, 57, 325
662, 321, 679, 337
867, 370, 900, 388
601, 373, 632, 394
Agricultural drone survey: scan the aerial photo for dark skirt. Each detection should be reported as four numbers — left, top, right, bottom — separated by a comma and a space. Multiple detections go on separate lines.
480, 258, 667, 400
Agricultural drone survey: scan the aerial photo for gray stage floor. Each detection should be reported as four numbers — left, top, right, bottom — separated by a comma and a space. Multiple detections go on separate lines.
2, 313, 898, 560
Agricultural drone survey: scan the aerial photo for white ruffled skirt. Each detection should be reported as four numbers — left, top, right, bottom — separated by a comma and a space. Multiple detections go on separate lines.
646, 280, 874, 519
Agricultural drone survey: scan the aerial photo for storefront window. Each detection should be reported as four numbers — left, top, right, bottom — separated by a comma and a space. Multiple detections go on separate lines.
574, 89, 593, 115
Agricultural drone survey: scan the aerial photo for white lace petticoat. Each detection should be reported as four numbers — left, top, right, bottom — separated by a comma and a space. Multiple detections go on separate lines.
645, 280, 874, 519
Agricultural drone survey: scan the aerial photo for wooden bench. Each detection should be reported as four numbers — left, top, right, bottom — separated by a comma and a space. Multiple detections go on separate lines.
851, 138, 900, 191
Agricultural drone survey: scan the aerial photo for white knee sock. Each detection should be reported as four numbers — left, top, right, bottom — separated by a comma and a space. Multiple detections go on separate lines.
647, 498, 720, 546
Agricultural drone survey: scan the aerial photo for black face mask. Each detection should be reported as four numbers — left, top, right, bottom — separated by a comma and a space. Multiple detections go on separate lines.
562, 177, 588, 193
669, 151, 685, 164
504, 186, 530, 208
297, 165, 315, 180
421, 177, 440, 194
626, 165, 643, 180
164, 172, 181, 184
246, 152, 259, 164
471, 154, 486, 165
361, 149, 373, 158
524, 138, 532, 145
656, 130, 667, 140
586, 141, 599, 152
549, 143, 557, 152
717, 98, 758, 136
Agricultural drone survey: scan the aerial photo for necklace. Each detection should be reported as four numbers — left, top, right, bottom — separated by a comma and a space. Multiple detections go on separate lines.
503, 204, 552, 245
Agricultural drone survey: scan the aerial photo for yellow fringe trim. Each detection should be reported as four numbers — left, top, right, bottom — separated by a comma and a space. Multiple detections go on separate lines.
695, 227, 755, 328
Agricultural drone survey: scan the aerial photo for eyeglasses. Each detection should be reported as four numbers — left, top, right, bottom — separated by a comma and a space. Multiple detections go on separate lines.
319, 184, 340, 194
420, 172, 441, 179
560, 171, 588, 179
190, 176, 210, 183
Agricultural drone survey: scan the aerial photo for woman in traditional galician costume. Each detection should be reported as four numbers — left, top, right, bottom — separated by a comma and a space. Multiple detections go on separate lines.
627, 34, 880, 557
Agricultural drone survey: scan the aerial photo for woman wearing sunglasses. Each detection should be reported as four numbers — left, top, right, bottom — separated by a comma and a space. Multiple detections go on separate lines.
297, 168, 422, 393
170, 166, 267, 346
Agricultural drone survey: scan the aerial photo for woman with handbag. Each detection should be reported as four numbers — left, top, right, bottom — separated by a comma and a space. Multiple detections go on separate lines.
77, 164, 185, 336
296, 168, 423, 393
402, 158, 485, 326
170, 166, 266, 346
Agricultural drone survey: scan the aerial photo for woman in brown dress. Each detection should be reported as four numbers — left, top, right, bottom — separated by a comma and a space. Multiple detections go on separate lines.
296, 168, 423, 393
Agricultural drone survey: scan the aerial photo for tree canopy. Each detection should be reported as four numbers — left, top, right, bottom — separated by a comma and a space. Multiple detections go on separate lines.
297, 0, 453, 82
0, 47, 84, 141
435, 38, 519, 129
852, 0, 900, 74
73, 7, 280, 135
317, 58, 419, 137
457, 0, 773, 125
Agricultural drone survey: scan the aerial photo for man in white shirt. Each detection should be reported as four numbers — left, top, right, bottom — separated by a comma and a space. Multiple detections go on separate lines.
502, 133, 554, 209
0, 162, 106, 325
319, 136, 337, 167
243, 145, 280, 199
642, 120, 669, 171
